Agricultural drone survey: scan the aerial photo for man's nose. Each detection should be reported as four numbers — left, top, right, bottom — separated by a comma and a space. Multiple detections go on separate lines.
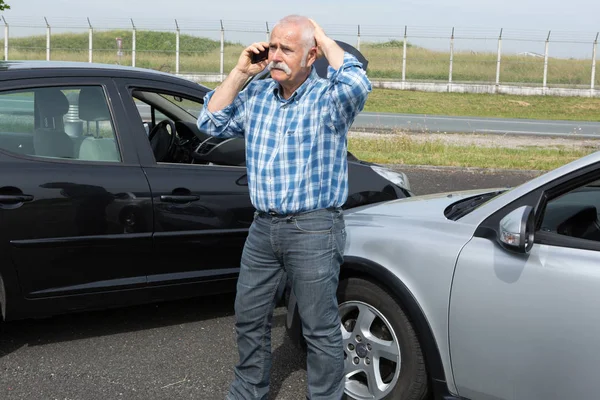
270, 48, 282, 61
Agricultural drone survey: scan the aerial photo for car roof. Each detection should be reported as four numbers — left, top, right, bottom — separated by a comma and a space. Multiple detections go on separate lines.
0, 60, 204, 89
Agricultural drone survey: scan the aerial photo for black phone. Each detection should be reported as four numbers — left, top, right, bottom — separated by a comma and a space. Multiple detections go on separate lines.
251, 48, 269, 64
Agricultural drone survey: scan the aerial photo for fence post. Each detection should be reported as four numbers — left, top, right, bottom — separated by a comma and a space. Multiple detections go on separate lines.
266, 22, 270, 42
220, 20, 225, 81
448, 27, 454, 86
44, 17, 51, 61
357, 25, 360, 51
592, 33, 598, 91
131, 19, 136, 68
175, 19, 180, 75
496, 28, 503, 86
402, 25, 407, 82
2, 16, 8, 61
88, 18, 93, 63
543, 30, 551, 90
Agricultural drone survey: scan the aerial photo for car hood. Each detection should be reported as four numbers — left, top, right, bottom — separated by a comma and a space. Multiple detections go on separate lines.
345, 187, 507, 223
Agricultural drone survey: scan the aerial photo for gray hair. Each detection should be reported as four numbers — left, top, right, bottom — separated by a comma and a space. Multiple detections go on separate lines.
272, 15, 316, 66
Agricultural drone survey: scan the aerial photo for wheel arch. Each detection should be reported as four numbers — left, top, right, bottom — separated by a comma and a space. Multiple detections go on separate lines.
340, 256, 452, 398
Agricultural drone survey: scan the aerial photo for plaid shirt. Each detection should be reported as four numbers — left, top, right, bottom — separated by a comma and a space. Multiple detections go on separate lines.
197, 52, 372, 214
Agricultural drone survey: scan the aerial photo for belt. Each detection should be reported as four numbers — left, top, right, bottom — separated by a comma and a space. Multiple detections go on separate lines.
267, 210, 286, 217
257, 207, 340, 218
257, 210, 293, 218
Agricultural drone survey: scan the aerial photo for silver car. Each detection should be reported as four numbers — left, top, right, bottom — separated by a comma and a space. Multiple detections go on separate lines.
286, 150, 600, 400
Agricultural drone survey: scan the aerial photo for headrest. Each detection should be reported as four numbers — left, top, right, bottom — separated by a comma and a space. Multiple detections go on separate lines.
79, 87, 111, 121
36, 88, 69, 117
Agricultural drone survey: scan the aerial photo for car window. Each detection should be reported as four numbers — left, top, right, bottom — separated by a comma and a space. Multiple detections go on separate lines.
130, 89, 204, 163
540, 178, 600, 242
128, 88, 245, 166
157, 94, 203, 119
133, 97, 169, 129
0, 86, 121, 162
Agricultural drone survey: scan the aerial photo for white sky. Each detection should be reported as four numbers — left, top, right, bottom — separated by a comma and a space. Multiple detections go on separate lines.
1, 0, 599, 58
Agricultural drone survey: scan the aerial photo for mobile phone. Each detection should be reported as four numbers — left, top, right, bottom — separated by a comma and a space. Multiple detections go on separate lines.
251, 48, 269, 64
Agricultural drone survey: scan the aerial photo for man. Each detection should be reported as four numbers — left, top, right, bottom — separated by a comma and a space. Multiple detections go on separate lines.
197, 15, 371, 400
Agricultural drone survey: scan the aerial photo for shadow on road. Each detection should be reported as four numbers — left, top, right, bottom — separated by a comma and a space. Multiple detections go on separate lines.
0, 293, 236, 358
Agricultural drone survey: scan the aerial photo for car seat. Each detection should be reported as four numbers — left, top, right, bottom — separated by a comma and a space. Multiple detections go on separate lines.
33, 88, 74, 159
77, 87, 120, 162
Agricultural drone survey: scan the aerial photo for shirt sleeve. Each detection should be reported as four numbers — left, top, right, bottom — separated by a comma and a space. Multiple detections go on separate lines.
325, 52, 372, 135
196, 89, 247, 138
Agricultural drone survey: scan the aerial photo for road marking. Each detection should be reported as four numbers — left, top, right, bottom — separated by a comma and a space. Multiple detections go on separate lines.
359, 113, 600, 127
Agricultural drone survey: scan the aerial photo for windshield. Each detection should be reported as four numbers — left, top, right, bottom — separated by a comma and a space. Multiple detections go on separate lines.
444, 190, 506, 220
156, 94, 204, 119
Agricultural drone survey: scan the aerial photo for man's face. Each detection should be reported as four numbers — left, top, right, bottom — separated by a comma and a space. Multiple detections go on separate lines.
267, 24, 315, 87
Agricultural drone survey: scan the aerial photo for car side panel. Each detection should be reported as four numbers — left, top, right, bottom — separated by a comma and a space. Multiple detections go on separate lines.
450, 238, 600, 400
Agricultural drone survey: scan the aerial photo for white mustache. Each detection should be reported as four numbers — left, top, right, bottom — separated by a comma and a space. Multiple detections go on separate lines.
267, 61, 291, 75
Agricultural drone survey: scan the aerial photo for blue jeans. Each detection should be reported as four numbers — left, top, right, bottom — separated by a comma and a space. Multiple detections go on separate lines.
226, 207, 346, 400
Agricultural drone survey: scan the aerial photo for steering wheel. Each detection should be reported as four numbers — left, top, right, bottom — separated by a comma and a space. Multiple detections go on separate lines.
148, 119, 177, 162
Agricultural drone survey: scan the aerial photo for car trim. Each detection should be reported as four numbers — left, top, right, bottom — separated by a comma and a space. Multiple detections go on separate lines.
9, 233, 151, 248
152, 228, 249, 239
0, 273, 6, 319
342, 256, 455, 399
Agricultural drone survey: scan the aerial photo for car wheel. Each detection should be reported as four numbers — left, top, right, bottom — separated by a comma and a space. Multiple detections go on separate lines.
339, 277, 428, 400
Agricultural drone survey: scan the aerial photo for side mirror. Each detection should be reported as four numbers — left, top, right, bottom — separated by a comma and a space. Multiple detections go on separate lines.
498, 205, 535, 253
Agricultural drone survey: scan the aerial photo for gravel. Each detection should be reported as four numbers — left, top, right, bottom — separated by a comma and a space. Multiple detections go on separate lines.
349, 131, 600, 150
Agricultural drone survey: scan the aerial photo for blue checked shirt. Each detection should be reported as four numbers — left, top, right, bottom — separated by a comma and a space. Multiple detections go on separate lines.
197, 52, 372, 214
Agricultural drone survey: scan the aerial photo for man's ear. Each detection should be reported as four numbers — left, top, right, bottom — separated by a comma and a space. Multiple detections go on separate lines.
306, 46, 319, 67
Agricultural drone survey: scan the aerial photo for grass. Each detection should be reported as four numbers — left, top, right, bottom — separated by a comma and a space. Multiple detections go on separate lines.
348, 135, 597, 170
361, 90, 600, 122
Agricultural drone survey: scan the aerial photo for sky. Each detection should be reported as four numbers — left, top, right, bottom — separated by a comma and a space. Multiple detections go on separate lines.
1, 0, 599, 58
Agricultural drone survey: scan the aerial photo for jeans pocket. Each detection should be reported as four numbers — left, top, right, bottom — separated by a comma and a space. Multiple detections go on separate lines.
294, 214, 334, 233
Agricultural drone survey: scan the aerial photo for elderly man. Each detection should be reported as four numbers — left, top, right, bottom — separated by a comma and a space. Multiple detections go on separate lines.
197, 14, 371, 400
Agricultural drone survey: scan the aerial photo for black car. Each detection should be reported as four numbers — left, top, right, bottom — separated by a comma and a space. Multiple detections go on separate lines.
0, 58, 410, 326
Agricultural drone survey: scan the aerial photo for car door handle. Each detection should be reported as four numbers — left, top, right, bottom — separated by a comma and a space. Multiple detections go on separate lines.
0, 194, 34, 204
160, 195, 200, 204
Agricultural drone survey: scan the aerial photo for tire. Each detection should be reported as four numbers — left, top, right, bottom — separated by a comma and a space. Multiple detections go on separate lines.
339, 277, 428, 400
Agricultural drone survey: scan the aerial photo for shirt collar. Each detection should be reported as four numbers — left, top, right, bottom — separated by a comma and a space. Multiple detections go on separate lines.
272, 66, 318, 103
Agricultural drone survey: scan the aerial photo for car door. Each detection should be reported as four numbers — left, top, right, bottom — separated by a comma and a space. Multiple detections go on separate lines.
449, 172, 600, 400
0, 79, 153, 313
115, 78, 253, 294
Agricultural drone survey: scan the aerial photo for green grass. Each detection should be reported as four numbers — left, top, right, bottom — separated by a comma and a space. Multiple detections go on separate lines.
348, 135, 598, 170
360, 43, 598, 86
361, 90, 600, 122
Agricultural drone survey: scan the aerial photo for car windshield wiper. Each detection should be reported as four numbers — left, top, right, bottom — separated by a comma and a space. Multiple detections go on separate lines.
444, 190, 505, 220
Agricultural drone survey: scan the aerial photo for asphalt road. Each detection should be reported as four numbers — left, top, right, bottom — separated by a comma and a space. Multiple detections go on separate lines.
353, 112, 600, 138
0, 165, 545, 400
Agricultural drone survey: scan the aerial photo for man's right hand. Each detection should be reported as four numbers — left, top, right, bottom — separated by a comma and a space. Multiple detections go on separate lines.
207, 41, 270, 113
235, 42, 270, 77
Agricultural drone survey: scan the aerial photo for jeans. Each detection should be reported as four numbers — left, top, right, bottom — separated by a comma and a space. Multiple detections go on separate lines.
226, 207, 346, 400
